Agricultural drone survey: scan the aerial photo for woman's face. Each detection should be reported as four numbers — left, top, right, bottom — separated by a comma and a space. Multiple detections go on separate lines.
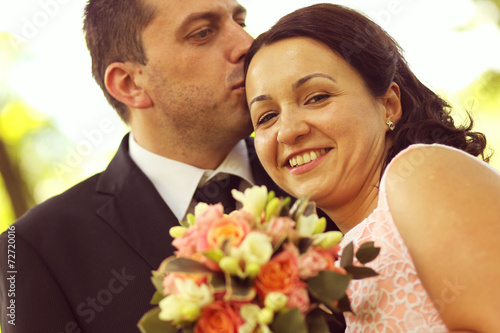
246, 37, 397, 210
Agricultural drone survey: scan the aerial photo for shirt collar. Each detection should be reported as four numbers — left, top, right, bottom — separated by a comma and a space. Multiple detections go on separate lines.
128, 134, 254, 221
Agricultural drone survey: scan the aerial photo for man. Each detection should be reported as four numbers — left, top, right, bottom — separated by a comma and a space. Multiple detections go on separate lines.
0, 0, 297, 331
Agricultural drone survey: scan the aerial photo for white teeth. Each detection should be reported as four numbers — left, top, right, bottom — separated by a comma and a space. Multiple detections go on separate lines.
288, 149, 330, 167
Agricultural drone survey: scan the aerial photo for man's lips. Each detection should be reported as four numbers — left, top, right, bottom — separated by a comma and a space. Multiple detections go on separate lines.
231, 81, 245, 90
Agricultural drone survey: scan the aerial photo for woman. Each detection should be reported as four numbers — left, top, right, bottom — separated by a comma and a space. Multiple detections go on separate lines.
244, 3, 500, 332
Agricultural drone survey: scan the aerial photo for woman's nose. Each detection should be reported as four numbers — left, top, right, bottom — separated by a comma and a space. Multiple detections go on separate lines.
276, 110, 310, 144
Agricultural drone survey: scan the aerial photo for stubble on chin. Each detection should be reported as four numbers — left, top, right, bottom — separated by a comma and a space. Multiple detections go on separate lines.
155, 81, 252, 153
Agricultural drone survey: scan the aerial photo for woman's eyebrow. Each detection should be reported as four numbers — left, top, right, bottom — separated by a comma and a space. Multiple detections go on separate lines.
293, 73, 336, 90
249, 94, 272, 107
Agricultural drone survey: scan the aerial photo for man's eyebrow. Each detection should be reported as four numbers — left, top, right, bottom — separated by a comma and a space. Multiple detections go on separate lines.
177, 5, 247, 36
234, 5, 247, 18
249, 94, 272, 107
292, 73, 336, 90
177, 11, 221, 35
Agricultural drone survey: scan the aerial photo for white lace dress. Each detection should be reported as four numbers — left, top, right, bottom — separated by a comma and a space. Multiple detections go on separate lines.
339, 145, 448, 332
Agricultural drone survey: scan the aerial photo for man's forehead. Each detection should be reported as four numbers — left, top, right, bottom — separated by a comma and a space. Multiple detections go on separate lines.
150, 0, 245, 22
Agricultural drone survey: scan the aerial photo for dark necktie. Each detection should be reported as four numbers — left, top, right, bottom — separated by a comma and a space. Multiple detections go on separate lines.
193, 174, 241, 214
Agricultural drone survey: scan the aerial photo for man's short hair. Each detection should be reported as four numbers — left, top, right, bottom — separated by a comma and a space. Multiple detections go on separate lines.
83, 0, 157, 122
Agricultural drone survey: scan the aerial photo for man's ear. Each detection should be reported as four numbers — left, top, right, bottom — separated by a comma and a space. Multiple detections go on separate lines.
104, 62, 153, 109
383, 82, 402, 123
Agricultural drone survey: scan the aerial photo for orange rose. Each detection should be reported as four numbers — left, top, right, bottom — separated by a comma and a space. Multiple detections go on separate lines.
203, 216, 250, 250
255, 245, 303, 299
194, 301, 243, 333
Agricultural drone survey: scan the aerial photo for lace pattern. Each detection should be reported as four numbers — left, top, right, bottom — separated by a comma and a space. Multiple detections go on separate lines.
339, 144, 448, 333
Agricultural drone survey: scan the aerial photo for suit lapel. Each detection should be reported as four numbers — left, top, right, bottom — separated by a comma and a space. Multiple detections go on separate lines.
94, 135, 303, 271
95, 134, 177, 269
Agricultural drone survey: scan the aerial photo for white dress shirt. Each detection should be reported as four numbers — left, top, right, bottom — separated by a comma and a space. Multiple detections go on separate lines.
128, 134, 255, 221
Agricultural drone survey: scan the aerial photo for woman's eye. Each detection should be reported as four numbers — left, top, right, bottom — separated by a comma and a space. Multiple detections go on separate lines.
257, 112, 277, 126
306, 94, 330, 104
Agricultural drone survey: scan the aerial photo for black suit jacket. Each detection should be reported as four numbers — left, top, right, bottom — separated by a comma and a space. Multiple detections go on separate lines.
0, 134, 344, 332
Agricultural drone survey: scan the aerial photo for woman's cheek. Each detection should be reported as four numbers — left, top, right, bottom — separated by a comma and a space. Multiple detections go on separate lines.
255, 130, 276, 172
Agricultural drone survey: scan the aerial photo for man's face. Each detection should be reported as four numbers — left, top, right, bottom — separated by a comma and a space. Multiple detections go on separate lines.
139, 0, 254, 153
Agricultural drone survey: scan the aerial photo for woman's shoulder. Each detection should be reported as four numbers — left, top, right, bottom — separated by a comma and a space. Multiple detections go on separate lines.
383, 143, 498, 198
381, 148, 500, 330
381, 141, 500, 259
381, 142, 500, 247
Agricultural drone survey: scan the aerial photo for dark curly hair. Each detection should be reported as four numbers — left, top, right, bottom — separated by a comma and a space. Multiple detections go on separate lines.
244, 3, 490, 165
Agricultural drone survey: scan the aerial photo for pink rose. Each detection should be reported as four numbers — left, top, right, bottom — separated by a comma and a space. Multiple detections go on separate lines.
265, 217, 296, 246
172, 204, 224, 257
172, 227, 200, 257
298, 247, 337, 279
287, 287, 311, 314
228, 209, 255, 227
194, 301, 243, 333
195, 204, 224, 229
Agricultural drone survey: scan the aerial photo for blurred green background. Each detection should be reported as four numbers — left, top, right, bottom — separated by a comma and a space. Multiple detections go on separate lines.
1, 0, 500, 234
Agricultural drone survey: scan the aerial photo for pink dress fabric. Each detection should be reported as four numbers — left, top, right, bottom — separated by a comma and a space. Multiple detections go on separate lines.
338, 144, 467, 332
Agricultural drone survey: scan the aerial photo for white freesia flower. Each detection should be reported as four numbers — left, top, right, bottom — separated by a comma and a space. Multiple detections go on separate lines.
264, 292, 288, 311
239, 303, 274, 333
240, 303, 261, 321
237, 232, 273, 266
158, 278, 213, 323
296, 214, 326, 238
239, 304, 260, 333
296, 213, 321, 237
232, 186, 268, 222
158, 295, 187, 321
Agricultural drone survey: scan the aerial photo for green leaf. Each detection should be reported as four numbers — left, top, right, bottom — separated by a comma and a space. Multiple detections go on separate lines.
272, 308, 308, 333
150, 291, 164, 305
137, 307, 177, 333
308, 271, 351, 305
165, 258, 214, 274
208, 272, 226, 293
336, 294, 353, 313
303, 201, 317, 217
355, 241, 380, 264
344, 266, 378, 279
298, 237, 314, 254
289, 196, 311, 221
340, 242, 354, 268
306, 308, 329, 333
150, 270, 165, 295
321, 309, 349, 329
225, 276, 256, 302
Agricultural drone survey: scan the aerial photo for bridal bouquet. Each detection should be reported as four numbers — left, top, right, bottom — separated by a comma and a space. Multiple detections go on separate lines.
138, 186, 379, 333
